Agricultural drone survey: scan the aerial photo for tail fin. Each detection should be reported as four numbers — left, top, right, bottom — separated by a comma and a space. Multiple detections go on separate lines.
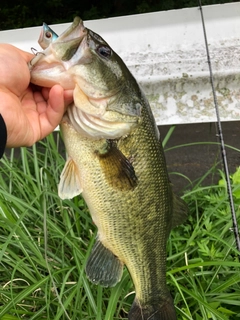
128, 297, 177, 320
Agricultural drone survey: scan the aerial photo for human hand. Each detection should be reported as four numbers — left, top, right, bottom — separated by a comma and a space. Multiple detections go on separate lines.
0, 44, 73, 148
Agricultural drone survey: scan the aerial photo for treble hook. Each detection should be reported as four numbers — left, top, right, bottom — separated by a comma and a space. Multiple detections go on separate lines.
29, 49, 46, 67
31, 47, 38, 55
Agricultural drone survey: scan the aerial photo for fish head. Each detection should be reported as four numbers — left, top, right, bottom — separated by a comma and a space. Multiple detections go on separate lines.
67, 26, 143, 139
30, 17, 143, 139
30, 17, 86, 89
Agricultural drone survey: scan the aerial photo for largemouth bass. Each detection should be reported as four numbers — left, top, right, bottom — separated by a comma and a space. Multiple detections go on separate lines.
29, 17, 188, 320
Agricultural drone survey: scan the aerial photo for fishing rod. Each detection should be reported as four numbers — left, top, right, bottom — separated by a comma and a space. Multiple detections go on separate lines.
198, 0, 240, 259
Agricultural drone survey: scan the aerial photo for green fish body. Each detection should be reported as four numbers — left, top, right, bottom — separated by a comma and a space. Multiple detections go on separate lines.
30, 17, 188, 320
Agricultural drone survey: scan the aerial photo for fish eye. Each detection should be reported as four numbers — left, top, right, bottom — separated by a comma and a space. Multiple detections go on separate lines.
97, 46, 112, 59
45, 31, 52, 39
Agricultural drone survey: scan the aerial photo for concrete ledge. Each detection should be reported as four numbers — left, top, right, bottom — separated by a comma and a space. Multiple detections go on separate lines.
1, 2, 240, 125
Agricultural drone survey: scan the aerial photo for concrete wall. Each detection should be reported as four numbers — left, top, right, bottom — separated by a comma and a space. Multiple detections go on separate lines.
1, 2, 240, 125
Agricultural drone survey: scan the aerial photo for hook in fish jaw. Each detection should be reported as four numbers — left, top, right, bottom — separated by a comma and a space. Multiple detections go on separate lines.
31, 47, 46, 56
31, 47, 38, 55
29, 50, 46, 67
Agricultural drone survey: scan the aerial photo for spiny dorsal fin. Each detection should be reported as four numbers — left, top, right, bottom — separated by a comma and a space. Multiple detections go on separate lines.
85, 239, 123, 287
58, 157, 82, 199
171, 193, 189, 229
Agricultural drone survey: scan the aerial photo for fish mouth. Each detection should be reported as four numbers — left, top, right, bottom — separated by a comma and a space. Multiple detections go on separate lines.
29, 17, 87, 87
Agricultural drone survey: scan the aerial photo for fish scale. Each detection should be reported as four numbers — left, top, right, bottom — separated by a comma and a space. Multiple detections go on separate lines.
29, 17, 189, 320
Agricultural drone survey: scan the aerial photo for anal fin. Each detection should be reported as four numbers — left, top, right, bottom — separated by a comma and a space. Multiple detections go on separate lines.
85, 239, 123, 287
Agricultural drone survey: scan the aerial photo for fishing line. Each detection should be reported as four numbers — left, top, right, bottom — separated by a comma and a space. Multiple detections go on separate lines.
198, 0, 240, 258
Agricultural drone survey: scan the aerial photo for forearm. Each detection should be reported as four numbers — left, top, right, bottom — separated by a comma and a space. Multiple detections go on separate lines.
0, 114, 7, 158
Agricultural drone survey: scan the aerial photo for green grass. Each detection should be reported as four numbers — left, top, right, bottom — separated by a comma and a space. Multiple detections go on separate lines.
0, 131, 240, 319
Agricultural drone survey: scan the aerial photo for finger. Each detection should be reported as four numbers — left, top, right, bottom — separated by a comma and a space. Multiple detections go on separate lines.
34, 90, 46, 104
64, 89, 74, 107
42, 87, 73, 107
19, 49, 34, 62
48, 85, 65, 114
33, 90, 48, 114
38, 85, 65, 139
41, 87, 51, 101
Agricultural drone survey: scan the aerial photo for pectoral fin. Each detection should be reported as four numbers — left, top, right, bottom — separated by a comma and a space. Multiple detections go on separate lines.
85, 239, 123, 287
96, 140, 138, 191
58, 157, 82, 199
